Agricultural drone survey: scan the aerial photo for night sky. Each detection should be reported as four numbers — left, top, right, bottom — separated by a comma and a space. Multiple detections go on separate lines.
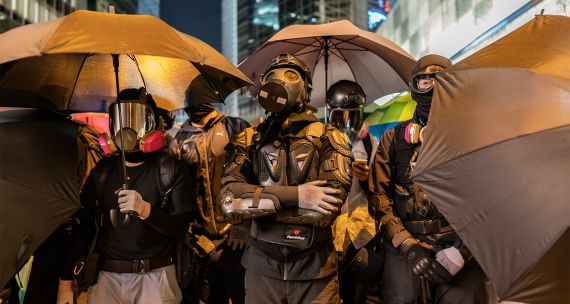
160, 0, 222, 51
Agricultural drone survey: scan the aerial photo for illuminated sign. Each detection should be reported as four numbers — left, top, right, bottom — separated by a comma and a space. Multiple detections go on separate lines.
368, 0, 391, 31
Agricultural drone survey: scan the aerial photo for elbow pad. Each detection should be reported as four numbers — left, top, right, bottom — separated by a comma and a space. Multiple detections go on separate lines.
220, 189, 279, 224
275, 208, 335, 228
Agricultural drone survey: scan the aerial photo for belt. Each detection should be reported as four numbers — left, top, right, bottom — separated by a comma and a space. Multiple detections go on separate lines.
101, 256, 174, 274
251, 220, 332, 249
404, 219, 453, 235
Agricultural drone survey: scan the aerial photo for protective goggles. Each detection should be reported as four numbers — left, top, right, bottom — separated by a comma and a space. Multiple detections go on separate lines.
410, 64, 445, 94
410, 74, 436, 93
328, 107, 364, 131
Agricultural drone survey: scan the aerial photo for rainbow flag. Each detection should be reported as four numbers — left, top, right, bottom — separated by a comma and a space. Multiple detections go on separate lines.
364, 93, 416, 140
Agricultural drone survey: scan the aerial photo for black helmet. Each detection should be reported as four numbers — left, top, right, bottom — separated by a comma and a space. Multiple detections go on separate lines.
409, 54, 451, 94
258, 54, 313, 113
326, 80, 366, 131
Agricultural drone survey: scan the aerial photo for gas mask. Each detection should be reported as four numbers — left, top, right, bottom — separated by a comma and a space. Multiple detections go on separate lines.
258, 54, 312, 114
98, 90, 164, 155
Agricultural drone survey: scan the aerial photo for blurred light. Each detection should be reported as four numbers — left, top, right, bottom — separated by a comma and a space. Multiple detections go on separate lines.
368, 9, 387, 30
311, 17, 317, 23
290, 12, 296, 18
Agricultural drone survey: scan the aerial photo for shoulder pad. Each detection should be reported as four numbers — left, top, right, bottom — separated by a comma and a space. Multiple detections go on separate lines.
325, 126, 353, 157
305, 121, 325, 139
232, 127, 256, 148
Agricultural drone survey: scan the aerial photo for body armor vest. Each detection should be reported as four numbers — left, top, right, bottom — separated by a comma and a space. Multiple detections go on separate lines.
253, 137, 320, 187
392, 122, 445, 223
177, 120, 231, 236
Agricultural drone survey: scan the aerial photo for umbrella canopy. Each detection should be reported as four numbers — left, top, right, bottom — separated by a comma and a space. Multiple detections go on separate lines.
238, 19, 415, 108
0, 10, 252, 111
411, 15, 570, 303
0, 109, 86, 287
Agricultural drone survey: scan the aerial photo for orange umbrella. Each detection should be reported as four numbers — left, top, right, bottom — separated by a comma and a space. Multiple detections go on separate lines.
238, 20, 415, 108
0, 10, 252, 111
412, 15, 570, 303
0, 10, 253, 229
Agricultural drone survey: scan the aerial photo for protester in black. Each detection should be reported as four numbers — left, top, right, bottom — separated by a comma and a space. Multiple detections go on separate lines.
59, 88, 196, 304
374, 55, 488, 304
220, 54, 353, 303
170, 102, 249, 304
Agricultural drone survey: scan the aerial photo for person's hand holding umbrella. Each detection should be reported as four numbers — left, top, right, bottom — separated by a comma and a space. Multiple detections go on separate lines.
412, 15, 570, 303
0, 9, 252, 288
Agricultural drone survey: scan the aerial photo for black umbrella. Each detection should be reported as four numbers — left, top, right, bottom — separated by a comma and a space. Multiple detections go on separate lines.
412, 15, 570, 303
0, 109, 88, 288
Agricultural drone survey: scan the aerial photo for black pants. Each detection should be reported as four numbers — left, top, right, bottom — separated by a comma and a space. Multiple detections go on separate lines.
339, 242, 383, 304
182, 242, 245, 304
24, 225, 70, 304
381, 244, 488, 304
245, 271, 339, 304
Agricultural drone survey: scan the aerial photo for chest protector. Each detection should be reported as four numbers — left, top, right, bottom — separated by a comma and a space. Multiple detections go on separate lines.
178, 121, 230, 236
253, 138, 320, 186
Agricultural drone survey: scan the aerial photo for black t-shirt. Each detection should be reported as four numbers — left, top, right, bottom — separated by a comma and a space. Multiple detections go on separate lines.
81, 153, 196, 260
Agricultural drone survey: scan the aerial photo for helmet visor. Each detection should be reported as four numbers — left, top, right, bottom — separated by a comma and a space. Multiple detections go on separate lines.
328, 107, 363, 132
109, 101, 155, 139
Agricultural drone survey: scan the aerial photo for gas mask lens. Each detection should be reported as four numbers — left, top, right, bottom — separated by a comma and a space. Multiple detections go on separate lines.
284, 70, 300, 82
109, 101, 155, 151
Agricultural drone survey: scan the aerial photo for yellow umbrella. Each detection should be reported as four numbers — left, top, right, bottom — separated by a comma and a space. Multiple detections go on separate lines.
0, 10, 252, 111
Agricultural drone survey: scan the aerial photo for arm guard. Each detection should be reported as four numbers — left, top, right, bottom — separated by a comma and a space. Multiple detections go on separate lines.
220, 128, 299, 224
299, 125, 353, 226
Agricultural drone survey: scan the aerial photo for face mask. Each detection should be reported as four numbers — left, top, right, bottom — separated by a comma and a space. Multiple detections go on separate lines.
258, 67, 307, 113
188, 103, 215, 124
411, 91, 432, 125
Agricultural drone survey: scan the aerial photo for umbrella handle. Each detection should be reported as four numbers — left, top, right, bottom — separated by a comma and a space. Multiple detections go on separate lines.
110, 209, 131, 229
110, 184, 134, 229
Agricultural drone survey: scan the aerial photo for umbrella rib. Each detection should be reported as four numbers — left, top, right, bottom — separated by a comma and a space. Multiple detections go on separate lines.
313, 47, 324, 71
330, 36, 369, 52
65, 54, 90, 111
294, 48, 323, 57
333, 47, 369, 51
130, 54, 147, 89
310, 37, 328, 68
335, 48, 358, 83
329, 48, 347, 62
280, 39, 321, 48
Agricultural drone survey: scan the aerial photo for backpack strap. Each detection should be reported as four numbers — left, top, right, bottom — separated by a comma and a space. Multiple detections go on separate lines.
158, 154, 177, 209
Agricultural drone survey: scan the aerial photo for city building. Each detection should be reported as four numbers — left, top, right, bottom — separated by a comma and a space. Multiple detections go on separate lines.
222, 0, 382, 121
0, 0, 141, 34
0, 0, 87, 32
137, 0, 159, 16
376, 0, 569, 61
86, 0, 137, 14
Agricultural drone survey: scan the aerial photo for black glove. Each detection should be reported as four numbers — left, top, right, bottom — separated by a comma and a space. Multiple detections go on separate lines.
405, 244, 452, 284
227, 221, 250, 251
